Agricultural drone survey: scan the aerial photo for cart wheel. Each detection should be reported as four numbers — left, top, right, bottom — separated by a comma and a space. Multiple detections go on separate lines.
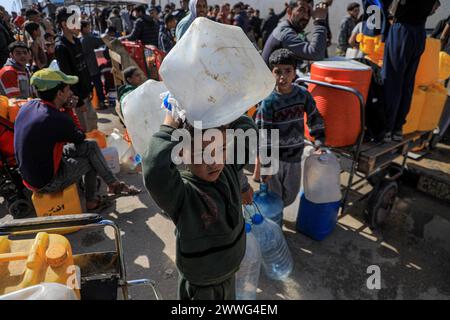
8, 199, 35, 219
367, 181, 398, 229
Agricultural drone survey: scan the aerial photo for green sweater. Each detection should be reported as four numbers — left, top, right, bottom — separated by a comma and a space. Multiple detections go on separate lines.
142, 116, 256, 285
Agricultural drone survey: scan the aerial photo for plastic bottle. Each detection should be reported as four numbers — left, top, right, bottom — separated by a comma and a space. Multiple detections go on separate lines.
236, 223, 262, 300
107, 129, 130, 160
246, 206, 293, 281
253, 183, 284, 226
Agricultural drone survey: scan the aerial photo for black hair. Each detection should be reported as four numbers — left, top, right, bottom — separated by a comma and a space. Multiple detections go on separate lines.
8, 41, 30, 54
164, 14, 176, 25
347, 2, 360, 12
80, 20, 90, 31
135, 5, 146, 15
36, 82, 69, 102
268, 48, 296, 70
44, 32, 54, 41
123, 66, 139, 83
55, 7, 75, 25
24, 22, 40, 35
25, 9, 39, 19
112, 8, 120, 15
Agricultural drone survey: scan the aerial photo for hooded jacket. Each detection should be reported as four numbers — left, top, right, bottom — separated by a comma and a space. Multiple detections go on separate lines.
175, 0, 199, 40
124, 14, 159, 47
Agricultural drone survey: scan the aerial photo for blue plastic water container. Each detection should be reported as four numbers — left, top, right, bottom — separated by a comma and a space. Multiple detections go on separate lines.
253, 183, 284, 226
296, 192, 340, 241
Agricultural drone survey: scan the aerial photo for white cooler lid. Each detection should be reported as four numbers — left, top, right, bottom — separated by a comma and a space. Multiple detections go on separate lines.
313, 57, 371, 71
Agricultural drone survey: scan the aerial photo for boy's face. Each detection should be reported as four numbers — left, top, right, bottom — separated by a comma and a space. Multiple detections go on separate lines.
127, 71, 145, 86
33, 28, 41, 38
272, 64, 296, 94
11, 47, 31, 66
188, 131, 226, 182
168, 19, 176, 29
349, 7, 360, 19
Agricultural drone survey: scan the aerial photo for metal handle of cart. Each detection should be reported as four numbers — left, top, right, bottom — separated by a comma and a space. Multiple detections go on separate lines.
0, 214, 163, 300
295, 78, 366, 214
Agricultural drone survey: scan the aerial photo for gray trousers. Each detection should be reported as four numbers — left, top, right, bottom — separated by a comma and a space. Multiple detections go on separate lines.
74, 98, 98, 132
39, 140, 117, 201
267, 161, 302, 207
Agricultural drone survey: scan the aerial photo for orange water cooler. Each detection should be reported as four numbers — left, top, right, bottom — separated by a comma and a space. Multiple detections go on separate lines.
306, 59, 372, 147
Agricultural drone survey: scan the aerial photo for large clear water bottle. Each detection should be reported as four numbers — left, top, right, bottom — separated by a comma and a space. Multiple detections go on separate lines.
247, 206, 293, 281
253, 183, 284, 226
236, 223, 262, 300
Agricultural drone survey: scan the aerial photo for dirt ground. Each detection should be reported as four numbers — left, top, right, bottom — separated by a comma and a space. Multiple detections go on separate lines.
1, 108, 449, 300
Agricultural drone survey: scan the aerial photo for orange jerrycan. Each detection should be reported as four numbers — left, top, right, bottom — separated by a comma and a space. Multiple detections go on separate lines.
439, 51, 450, 81
403, 86, 428, 134
0, 232, 80, 299
0, 96, 8, 119
32, 184, 82, 217
85, 129, 107, 149
417, 82, 448, 131
415, 38, 440, 86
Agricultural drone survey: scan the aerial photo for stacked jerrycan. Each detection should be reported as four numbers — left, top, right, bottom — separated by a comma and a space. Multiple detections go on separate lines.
243, 204, 293, 281
235, 222, 262, 300
356, 33, 385, 66
404, 38, 448, 136
296, 149, 341, 241
253, 183, 284, 226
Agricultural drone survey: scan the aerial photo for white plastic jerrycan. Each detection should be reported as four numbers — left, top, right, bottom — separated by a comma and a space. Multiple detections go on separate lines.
303, 150, 341, 204
107, 128, 130, 160
121, 80, 168, 156
101, 147, 120, 174
159, 17, 275, 129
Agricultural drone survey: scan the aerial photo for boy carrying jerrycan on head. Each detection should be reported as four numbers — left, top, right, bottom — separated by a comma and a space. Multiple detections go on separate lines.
140, 17, 275, 300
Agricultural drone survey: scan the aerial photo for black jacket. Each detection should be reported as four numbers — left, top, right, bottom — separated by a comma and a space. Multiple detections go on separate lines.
0, 22, 14, 67
124, 15, 159, 47
55, 34, 92, 107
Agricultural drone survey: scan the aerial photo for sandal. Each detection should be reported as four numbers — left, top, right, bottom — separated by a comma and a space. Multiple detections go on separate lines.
86, 196, 113, 213
107, 181, 141, 196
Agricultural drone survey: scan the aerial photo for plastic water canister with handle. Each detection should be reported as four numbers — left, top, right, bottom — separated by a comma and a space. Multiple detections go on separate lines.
106, 128, 130, 160
101, 147, 120, 174
303, 150, 341, 204
159, 17, 275, 129
253, 183, 284, 226
245, 205, 293, 281
121, 80, 168, 156
235, 223, 262, 300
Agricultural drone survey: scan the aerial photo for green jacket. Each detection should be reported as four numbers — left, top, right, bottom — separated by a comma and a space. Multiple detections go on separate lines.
142, 116, 256, 285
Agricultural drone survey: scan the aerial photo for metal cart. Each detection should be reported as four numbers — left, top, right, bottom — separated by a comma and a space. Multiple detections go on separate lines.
296, 78, 434, 229
0, 214, 162, 300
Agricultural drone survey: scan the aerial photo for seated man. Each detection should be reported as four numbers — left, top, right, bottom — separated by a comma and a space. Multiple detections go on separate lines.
14, 68, 140, 212
0, 41, 34, 99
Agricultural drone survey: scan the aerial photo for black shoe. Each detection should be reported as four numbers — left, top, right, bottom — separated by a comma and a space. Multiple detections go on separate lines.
383, 132, 392, 143
392, 130, 403, 142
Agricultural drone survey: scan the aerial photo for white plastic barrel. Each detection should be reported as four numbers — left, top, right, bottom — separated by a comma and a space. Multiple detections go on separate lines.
121, 80, 168, 156
303, 151, 341, 204
160, 17, 275, 129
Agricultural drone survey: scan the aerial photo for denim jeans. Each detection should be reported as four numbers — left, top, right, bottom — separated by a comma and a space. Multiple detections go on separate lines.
39, 140, 118, 201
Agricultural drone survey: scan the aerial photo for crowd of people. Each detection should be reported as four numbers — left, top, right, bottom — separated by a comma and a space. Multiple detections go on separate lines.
0, 0, 448, 301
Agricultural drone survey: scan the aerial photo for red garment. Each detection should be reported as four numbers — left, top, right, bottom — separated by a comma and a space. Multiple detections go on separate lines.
14, 16, 25, 28
0, 66, 29, 98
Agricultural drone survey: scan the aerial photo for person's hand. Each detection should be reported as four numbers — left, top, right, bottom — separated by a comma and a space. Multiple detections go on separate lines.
241, 186, 254, 205
163, 110, 181, 128
67, 95, 79, 109
312, 1, 328, 21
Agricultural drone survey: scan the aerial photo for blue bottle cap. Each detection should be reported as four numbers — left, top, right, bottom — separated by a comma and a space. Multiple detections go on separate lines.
259, 183, 268, 193
251, 214, 264, 225
245, 223, 252, 233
